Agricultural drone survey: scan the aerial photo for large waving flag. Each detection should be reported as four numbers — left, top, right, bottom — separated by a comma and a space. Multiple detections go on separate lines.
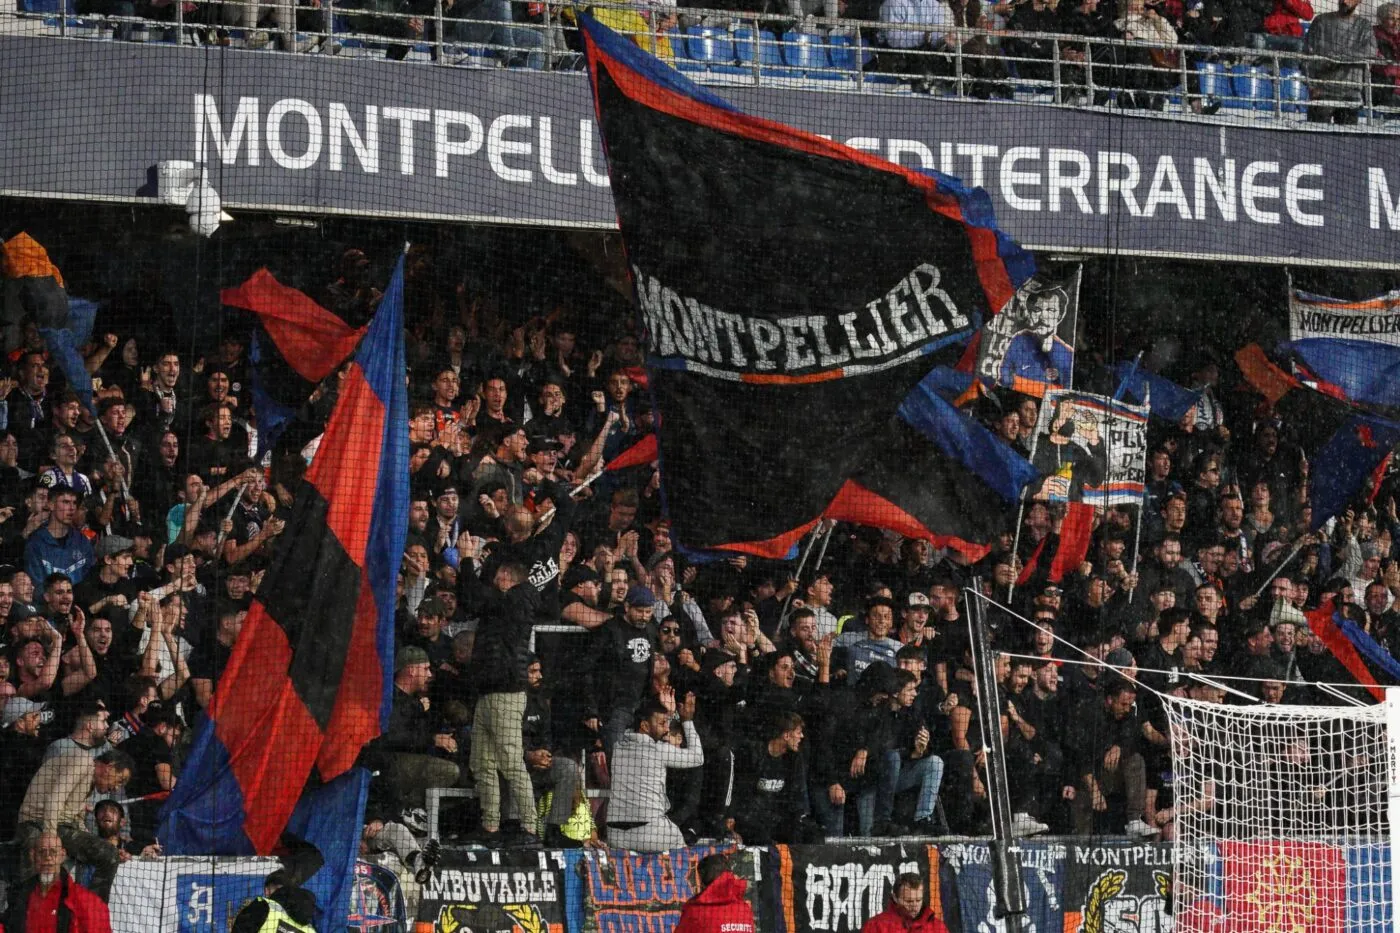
160, 257, 408, 895
1112, 360, 1202, 423
1282, 286, 1400, 409
1236, 344, 1400, 529
1305, 599, 1391, 702
580, 13, 1034, 558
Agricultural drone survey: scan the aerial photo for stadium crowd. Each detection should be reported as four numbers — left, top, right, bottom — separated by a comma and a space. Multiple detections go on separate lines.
0, 239, 1395, 894
36, 0, 1400, 117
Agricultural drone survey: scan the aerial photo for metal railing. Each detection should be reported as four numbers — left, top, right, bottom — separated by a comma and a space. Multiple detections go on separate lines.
3, 0, 1397, 125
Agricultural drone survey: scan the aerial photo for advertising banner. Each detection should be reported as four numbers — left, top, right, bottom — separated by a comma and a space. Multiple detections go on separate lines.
942, 840, 1066, 933
581, 845, 759, 933
2, 37, 1399, 266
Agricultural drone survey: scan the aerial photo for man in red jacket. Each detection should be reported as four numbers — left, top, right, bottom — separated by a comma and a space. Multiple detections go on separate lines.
676, 854, 754, 933
861, 874, 948, 933
1, 831, 112, 933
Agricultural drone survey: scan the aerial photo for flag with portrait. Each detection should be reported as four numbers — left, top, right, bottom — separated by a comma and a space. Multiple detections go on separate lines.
974, 268, 1081, 397
1026, 390, 1148, 508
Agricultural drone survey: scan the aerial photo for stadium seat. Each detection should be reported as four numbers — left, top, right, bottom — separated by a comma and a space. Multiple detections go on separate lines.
667, 28, 706, 73
781, 31, 831, 76
826, 35, 888, 84
1230, 63, 1274, 110
1195, 60, 1229, 101
1279, 66, 1307, 112
733, 27, 793, 77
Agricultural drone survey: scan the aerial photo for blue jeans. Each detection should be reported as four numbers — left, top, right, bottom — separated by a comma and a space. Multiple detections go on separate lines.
451, 0, 544, 67
881, 752, 945, 823
810, 782, 879, 837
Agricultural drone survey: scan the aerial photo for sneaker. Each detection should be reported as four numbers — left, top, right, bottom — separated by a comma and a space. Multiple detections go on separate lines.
1010, 813, 1049, 837
1125, 818, 1158, 838
245, 29, 271, 48
400, 807, 428, 834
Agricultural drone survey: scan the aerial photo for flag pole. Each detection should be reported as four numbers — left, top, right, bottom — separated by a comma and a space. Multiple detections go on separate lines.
1127, 383, 1149, 604
1248, 535, 1309, 603
214, 482, 249, 552
91, 414, 133, 503
1006, 496, 1028, 605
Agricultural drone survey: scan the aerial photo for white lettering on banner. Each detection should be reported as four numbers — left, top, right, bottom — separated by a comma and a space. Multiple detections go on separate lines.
489, 115, 534, 183
195, 94, 259, 166
1072, 844, 1175, 867
1371, 168, 1400, 231
1142, 157, 1190, 219
1047, 148, 1093, 213
578, 120, 611, 187
435, 110, 484, 178
1098, 151, 1141, 216
265, 98, 322, 170
328, 103, 379, 174
1194, 157, 1237, 221
382, 106, 430, 174
1001, 147, 1042, 211
1289, 294, 1400, 347
1285, 163, 1324, 227
539, 117, 579, 185
186, 882, 213, 925
804, 861, 916, 932
957, 143, 999, 188
887, 138, 935, 170
632, 262, 966, 378
1241, 160, 1280, 224
423, 868, 559, 903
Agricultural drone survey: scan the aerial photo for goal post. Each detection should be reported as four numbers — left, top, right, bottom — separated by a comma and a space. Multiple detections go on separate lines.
1161, 689, 1397, 933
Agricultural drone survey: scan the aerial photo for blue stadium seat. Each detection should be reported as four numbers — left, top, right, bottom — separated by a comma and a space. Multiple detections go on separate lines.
733, 27, 793, 77
1279, 66, 1307, 112
686, 25, 733, 63
667, 29, 706, 73
780, 31, 829, 73
1196, 60, 1229, 100
1230, 63, 1274, 109
825, 35, 877, 77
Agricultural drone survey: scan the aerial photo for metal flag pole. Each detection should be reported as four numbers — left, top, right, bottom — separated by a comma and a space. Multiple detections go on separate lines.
965, 580, 1027, 921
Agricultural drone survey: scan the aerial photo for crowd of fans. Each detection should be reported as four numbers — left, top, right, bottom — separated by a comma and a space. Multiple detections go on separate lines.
25, 0, 1400, 117
0, 239, 1396, 896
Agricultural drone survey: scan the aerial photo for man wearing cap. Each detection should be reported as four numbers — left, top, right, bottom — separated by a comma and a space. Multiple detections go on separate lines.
73, 536, 137, 627
895, 592, 934, 659
524, 436, 564, 500
368, 644, 460, 822
586, 584, 661, 754
0, 695, 49, 840
465, 565, 544, 844
424, 481, 462, 560
560, 563, 612, 630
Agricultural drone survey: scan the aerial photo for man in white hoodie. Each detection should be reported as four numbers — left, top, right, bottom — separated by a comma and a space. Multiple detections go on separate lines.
606, 687, 702, 852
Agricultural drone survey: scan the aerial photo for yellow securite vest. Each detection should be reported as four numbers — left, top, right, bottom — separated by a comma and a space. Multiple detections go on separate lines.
253, 897, 317, 933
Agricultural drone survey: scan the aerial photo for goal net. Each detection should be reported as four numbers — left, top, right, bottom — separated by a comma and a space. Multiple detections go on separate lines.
1162, 693, 1395, 933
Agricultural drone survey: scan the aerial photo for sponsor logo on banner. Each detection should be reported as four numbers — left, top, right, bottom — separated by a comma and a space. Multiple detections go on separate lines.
771, 844, 940, 933
419, 851, 566, 933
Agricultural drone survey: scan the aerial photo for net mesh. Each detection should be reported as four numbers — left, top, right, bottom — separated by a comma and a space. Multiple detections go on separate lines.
1163, 693, 1394, 933
2, 0, 1400, 927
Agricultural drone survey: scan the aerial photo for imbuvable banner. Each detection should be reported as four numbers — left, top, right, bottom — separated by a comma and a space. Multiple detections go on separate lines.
770, 843, 942, 933
1061, 842, 1173, 933
418, 849, 569, 933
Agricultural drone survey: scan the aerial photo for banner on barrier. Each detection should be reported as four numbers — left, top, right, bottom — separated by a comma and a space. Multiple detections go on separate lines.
771, 843, 941, 933
418, 850, 568, 933
1062, 842, 1173, 933
109, 856, 278, 933
583, 845, 758, 933
350, 859, 411, 932
942, 841, 1065, 933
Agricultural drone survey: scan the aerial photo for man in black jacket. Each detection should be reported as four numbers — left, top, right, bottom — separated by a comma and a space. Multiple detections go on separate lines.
468, 570, 542, 845
729, 712, 821, 845
372, 645, 460, 821
586, 584, 660, 754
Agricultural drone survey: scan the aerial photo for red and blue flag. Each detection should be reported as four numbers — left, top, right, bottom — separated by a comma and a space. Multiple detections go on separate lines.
159, 254, 409, 926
